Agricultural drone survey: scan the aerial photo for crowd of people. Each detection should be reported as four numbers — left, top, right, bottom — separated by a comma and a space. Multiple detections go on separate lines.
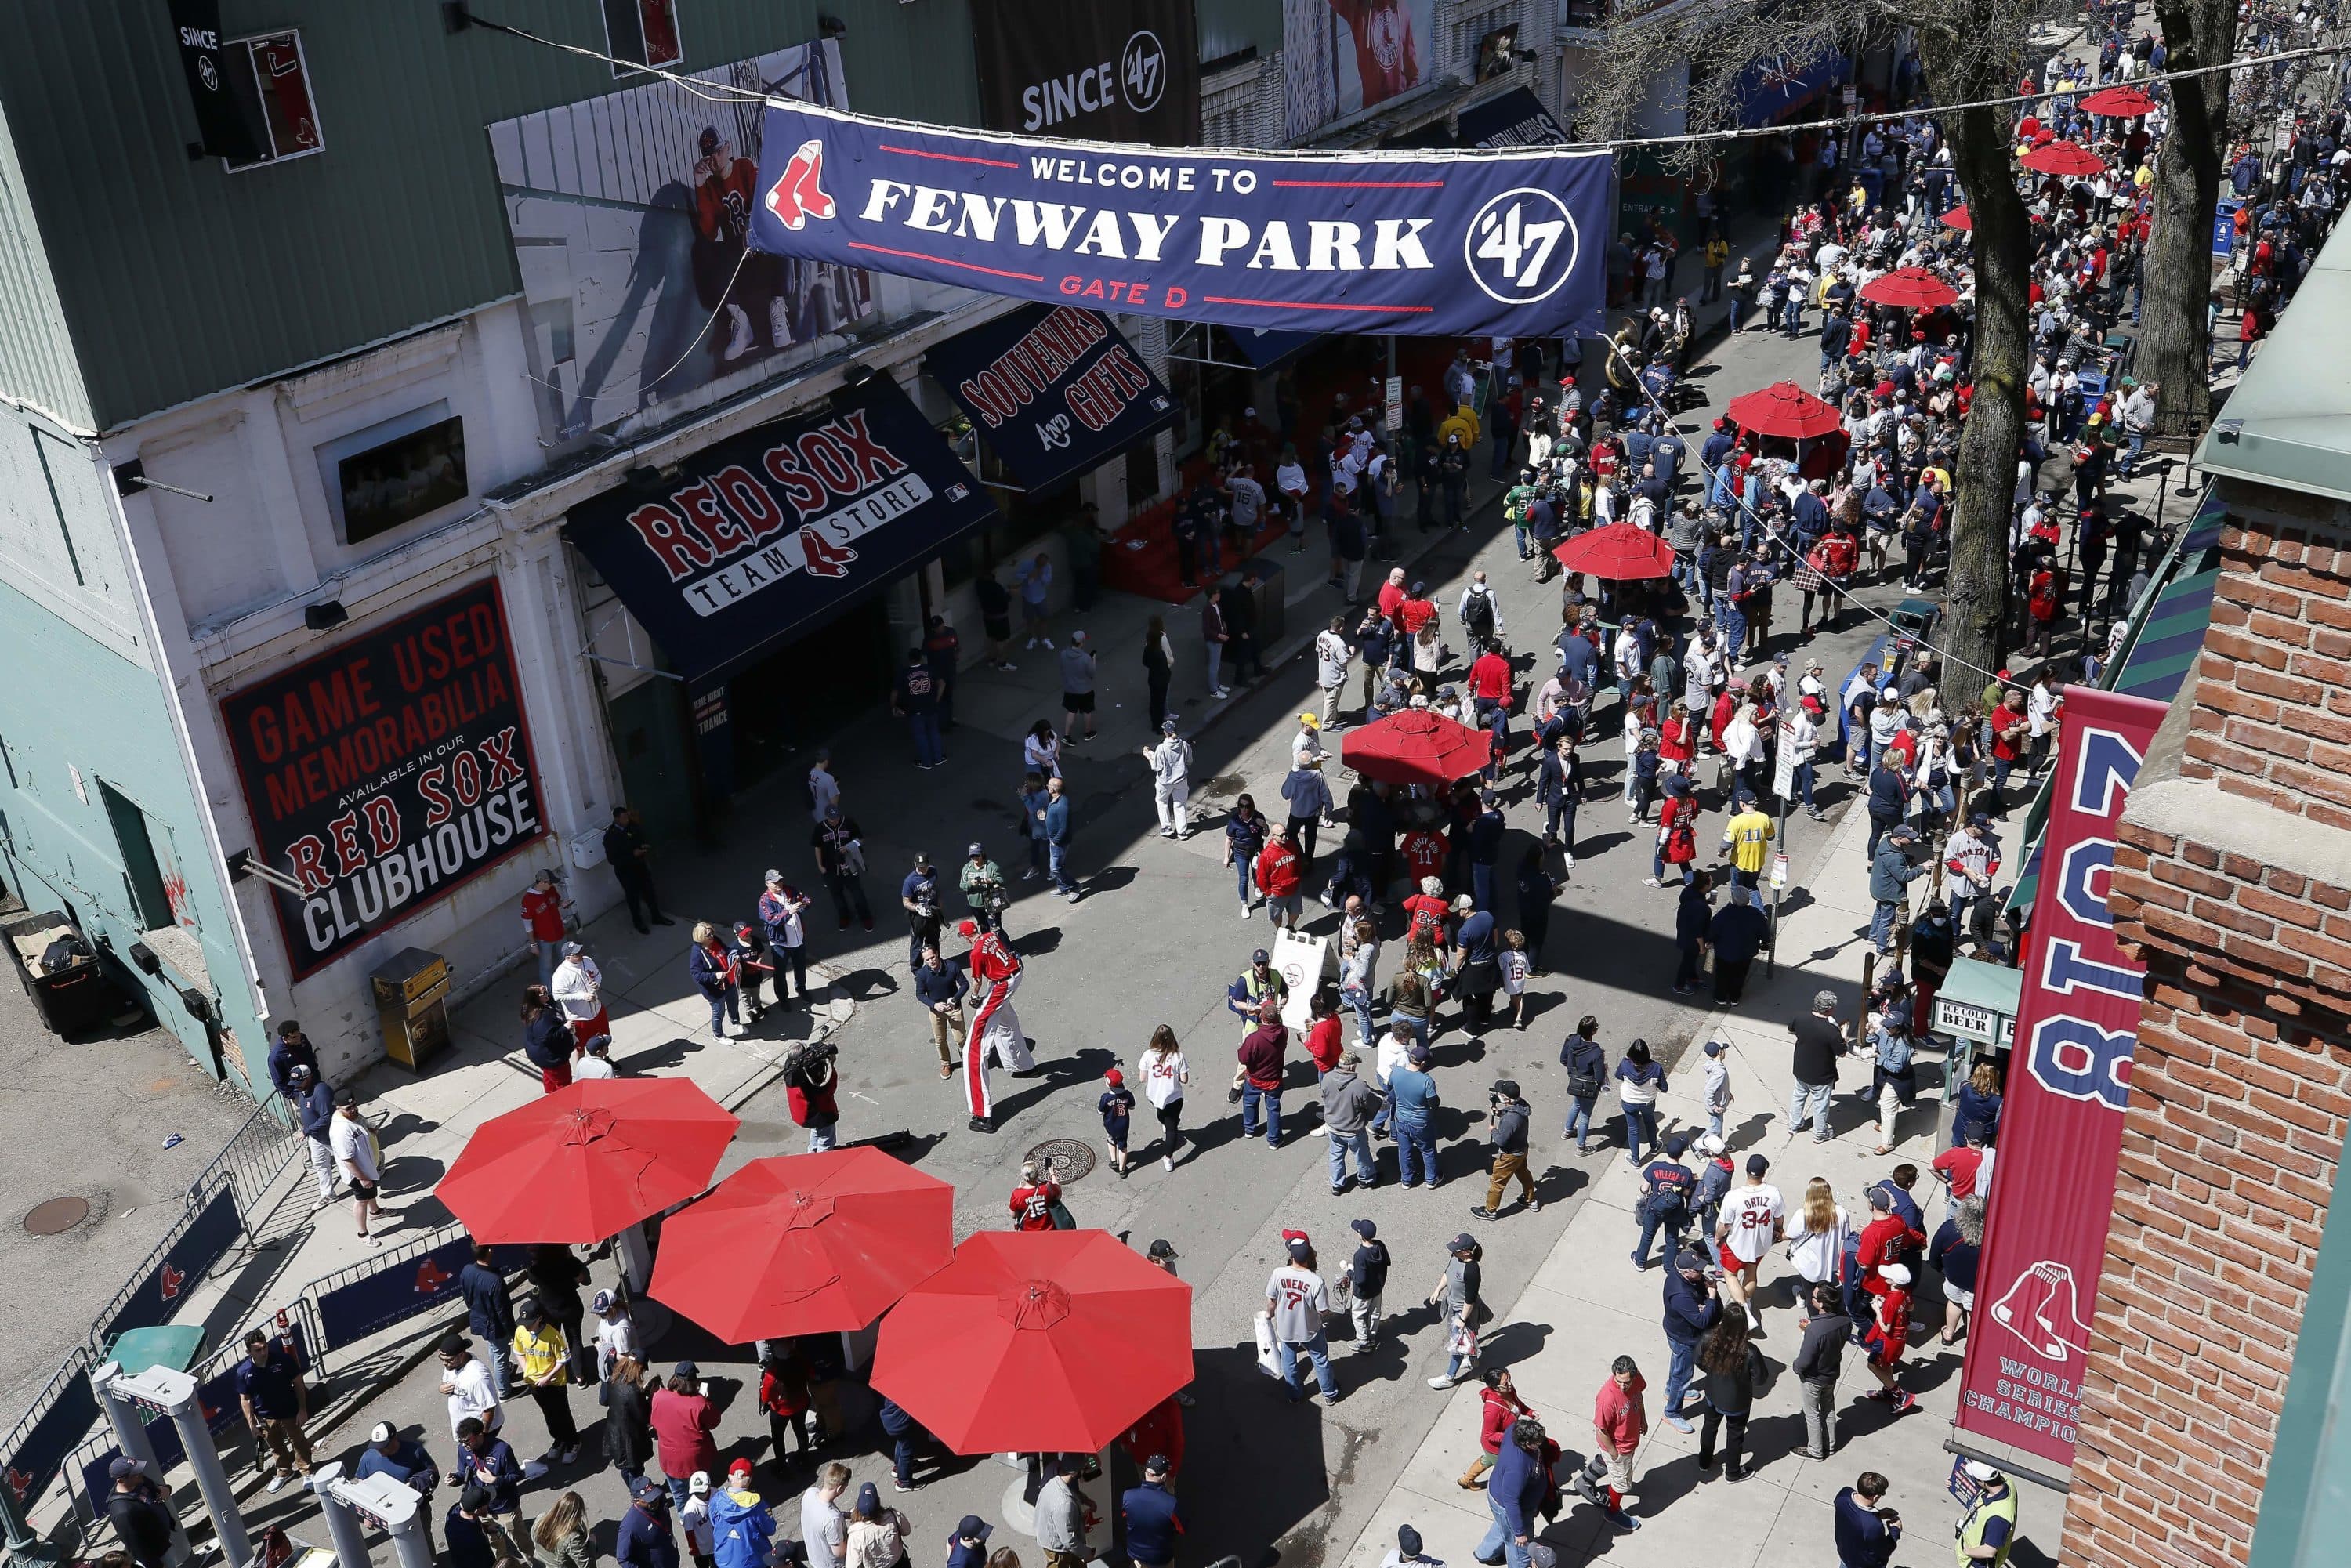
178, 7, 2351, 1568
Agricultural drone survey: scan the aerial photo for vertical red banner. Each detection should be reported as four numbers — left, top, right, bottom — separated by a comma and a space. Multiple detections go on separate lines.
1954, 687, 2168, 1468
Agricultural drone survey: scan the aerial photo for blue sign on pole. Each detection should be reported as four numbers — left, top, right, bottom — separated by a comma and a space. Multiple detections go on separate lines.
746, 100, 1614, 339
2214, 199, 2241, 258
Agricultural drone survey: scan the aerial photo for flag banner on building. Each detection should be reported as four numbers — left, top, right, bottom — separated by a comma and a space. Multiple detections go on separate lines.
1955, 687, 2168, 1468
924, 303, 1178, 492
220, 579, 547, 980
1282, 0, 1437, 142
744, 99, 1614, 339
563, 374, 1001, 687
971, 0, 1200, 145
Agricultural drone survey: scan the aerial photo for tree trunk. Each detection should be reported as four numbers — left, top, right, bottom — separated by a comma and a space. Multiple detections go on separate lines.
2139, 0, 2236, 436
1940, 100, 2036, 687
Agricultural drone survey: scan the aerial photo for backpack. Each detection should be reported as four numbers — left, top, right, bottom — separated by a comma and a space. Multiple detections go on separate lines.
1463, 592, 1496, 636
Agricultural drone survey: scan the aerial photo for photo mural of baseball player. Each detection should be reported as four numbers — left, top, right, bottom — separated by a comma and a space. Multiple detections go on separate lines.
488, 40, 875, 444
958, 918, 1034, 1133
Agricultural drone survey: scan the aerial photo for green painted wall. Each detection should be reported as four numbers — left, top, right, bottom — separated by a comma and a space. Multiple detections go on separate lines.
0, 404, 266, 1091
2250, 1182, 2351, 1568
0, 0, 980, 429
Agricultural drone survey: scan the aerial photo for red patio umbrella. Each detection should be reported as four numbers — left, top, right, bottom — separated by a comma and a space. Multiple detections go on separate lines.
647, 1148, 954, 1342
1939, 204, 1974, 232
437, 1079, 740, 1244
871, 1231, 1193, 1454
2079, 85, 2156, 118
1857, 266, 1960, 311
2020, 139, 2106, 178
1723, 382, 1844, 441
1339, 707, 1494, 786
1550, 521, 1675, 582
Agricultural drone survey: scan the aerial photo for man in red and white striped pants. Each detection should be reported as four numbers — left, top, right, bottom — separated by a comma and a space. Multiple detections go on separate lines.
958, 919, 1033, 1132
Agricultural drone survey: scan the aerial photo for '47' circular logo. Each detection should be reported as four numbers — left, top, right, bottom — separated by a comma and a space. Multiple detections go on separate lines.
1464, 188, 1581, 306
1121, 31, 1167, 113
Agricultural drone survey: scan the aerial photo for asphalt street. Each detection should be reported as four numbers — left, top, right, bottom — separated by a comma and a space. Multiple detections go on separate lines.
256, 298, 1940, 1568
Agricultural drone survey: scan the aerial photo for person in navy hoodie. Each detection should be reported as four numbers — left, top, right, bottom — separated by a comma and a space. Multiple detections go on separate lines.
1475, 1416, 1551, 1568
1833, 1471, 1900, 1567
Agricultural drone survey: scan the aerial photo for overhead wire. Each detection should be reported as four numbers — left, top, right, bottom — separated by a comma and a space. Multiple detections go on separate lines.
458, 5, 2351, 157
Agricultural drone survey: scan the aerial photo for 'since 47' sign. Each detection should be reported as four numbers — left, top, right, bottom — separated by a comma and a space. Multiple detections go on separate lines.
222, 579, 547, 979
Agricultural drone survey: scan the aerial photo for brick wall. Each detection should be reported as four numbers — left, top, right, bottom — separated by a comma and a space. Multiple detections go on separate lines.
2061, 476, 2351, 1567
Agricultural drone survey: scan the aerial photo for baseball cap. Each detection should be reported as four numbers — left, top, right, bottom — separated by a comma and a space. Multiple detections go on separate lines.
1407, 1043, 1433, 1064
1252, 948, 1270, 963
1664, 1132, 1690, 1157
1746, 1153, 1771, 1175
370, 1421, 396, 1443
1299, 712, 1320, 730
1697, 1133, 1726, 1157
1677, 1245, 1711, 1272
563, 940, 584, 957
1878, 1262, 1913, 1286
1703, 1039, 1725, 1057
672, 1360, 699, 1379
764, 867, 784, 882
1491, 1078, 1520, 1098
1398, 1526, 1425, 1557
1147, 1239, 1177, 1260
1105, 1069, 1124, 1087
1350, 1219, 1378, 1239
631, 1477, 666, 1505
1963, 1460, 2001, 1482
956, 1517, 992, 1541
439, 1334, 471, 1357
109, 1456, 141, 1480
1284, 1233, 1313, 1260
591, 1289, 615, 1314
1969, 811, 1992, 826
912, 849, 930, 865
1143, 1454, 1172, 1477
957, 919, 977, 938
1867, 1183, 1893, 1211
1450, 1232, 1477, 1253
856, 1483, 881, 1515
1891, 824, 1919, 841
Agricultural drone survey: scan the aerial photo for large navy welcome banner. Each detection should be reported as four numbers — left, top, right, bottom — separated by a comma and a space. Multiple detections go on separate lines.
747, 100, 1613, 339
564, 375, 999, 686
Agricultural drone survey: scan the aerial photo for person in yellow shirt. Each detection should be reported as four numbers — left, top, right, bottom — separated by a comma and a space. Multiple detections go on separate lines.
1722, 792, 1775, 895
1702, 234, 1731, 303
512, 1299, 581, 1464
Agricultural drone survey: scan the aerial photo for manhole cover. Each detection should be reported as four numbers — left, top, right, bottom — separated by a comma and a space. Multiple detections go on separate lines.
1025, 1139, 1097, 1185
24, 1197, 89, 1236
1197, 774, 1244, 800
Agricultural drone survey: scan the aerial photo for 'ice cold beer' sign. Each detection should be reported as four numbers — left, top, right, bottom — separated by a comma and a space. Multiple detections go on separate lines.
223, 579, 546, 979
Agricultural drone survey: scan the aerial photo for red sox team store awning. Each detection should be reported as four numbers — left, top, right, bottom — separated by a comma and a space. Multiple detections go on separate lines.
562, 375, 1000, 687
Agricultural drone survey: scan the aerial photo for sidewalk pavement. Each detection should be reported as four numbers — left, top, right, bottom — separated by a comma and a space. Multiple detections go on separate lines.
1341, 803, 1993, 1568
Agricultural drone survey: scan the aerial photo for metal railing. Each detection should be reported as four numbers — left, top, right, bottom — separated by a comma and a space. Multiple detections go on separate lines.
187, 1092, 303, 1230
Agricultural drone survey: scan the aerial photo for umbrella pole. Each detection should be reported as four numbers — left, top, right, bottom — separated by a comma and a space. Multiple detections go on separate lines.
613, 1222, 673, 1345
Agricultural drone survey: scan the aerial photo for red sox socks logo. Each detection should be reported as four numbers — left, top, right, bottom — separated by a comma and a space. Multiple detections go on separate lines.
4, 1468, 30, 1502
799, 526, 857, 577
159, 1262, 186, 1301
1988, 1260, 2092, 1360
415, 1258, 453, 1294
764, 139, 837, 231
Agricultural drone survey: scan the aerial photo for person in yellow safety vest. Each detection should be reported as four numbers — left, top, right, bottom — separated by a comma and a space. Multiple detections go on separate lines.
1953, 1461, 2017, 1565
1228, 948, 1290, 1043
510, 1298, 581, 1465
1721, 791, 1775, 895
